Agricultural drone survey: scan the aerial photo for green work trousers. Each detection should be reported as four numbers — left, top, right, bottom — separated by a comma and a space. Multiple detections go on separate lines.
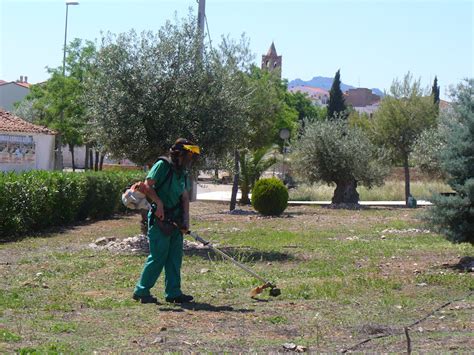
134, 221, 183, 299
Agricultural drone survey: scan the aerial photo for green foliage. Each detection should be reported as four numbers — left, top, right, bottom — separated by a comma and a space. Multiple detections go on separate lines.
284, 90, 320, 123
432, 76, 440, 108
244, 67, 298, 150
1, 329, 21, 342
251, 177, 288, 216
371, 72, 438, 161
327, 69, 347, 120
411, 126, 447, 178
292, 120, 388, 202
284, 90, 323, 136
0, 170, 144, 241
348, 111, 371, 132
371, 72, 438, 203
425, 79, 474, 244
86, 14, 251, 165
239, 145, 280, 203
20, 39, 97, 151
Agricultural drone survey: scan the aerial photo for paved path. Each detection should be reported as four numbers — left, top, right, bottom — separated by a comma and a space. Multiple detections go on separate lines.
196, 183, 432, 207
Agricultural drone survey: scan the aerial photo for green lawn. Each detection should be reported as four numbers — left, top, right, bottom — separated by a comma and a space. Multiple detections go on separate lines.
1, 202, 472, 353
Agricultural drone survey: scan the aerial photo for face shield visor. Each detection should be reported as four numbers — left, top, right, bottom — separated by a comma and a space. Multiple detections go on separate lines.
181, 144, 200, 169
182, 145, 200, 155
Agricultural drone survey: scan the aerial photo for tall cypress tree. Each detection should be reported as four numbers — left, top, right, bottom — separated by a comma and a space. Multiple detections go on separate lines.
327, 69, 347, 119
432, 76, 440, 108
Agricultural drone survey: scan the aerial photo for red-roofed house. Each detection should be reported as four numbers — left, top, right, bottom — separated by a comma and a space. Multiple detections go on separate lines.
0, 76, 31, 111
288, 85, 329, 106
0, 109, 56, 172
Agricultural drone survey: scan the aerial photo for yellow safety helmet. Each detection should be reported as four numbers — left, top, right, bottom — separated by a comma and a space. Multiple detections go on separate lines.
171, 138, 201, 156
182, 144, 201, 155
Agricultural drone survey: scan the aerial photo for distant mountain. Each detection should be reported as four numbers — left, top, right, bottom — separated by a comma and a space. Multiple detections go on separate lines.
288, 76, 384, 97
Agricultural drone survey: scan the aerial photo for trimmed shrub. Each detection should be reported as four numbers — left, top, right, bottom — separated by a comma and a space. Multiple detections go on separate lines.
251, 177, 288, 216
0, 170, 144, 241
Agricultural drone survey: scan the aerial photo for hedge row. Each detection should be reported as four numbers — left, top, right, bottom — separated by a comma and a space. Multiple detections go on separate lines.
0, 170, 145, 241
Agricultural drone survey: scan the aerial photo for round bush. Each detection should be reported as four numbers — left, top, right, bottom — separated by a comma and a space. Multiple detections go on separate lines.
251, 177, 289, 216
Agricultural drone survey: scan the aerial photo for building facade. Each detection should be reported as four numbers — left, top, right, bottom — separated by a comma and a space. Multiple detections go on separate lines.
0, 77, 31, 111
343, 88, 380, 108
0, 109, 56, 172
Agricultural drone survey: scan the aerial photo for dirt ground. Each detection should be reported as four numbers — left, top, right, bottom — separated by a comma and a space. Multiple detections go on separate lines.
1, 202, 473, 353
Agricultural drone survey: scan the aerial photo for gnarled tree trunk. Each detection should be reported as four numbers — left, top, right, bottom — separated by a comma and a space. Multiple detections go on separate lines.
332, 178, 359, 204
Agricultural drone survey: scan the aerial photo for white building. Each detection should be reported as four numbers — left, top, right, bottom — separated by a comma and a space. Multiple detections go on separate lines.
0, 109, 56, 172
0, 77, 31, 111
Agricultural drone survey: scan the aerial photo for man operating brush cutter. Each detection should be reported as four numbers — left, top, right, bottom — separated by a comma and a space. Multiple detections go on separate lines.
132, 138, 200, 304
126, 139, 280, 302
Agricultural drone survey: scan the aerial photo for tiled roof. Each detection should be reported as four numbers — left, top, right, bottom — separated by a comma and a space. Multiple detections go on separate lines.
289, 85, 329, 95
0, 109, 56, 135
15, 82, 31, 88
0, 81, 31, 88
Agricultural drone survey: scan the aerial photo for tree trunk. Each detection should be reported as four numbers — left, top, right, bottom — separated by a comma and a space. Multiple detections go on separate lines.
332, 178, 359, 204
214, 168, 219, 180
239, 151, 251, 204
94, 151, 99, 171
99, 153, 105, 171
403, 154, 411, 206
84, 144, 90, 170
230, 149, 240, 211
69, 144, 75, 172
240, 184, 251, 204
89, 149, 93, 170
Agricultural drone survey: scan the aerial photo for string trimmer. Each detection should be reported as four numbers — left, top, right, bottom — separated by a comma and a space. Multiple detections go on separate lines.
186, 230, 281, 298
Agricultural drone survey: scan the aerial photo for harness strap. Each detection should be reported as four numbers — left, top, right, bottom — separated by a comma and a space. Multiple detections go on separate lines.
148, 157, 184, 227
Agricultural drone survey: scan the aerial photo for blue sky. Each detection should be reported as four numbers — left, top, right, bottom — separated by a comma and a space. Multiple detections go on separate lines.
1, 0, 472, 99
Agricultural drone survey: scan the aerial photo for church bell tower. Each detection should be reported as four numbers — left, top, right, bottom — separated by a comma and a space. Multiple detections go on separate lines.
261, 42, 282, 77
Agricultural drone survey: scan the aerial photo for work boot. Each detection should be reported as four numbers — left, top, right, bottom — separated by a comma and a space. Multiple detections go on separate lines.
132, 293, 158, 304
165, 294, 194, 303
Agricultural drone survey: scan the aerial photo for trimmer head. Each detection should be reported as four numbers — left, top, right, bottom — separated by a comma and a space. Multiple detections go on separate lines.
249, 283, 281, 298
269, 287, 281, 297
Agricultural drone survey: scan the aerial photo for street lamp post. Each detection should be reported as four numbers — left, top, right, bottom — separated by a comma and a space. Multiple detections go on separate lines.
56, 1, 79, 170
63, 1, 79, 75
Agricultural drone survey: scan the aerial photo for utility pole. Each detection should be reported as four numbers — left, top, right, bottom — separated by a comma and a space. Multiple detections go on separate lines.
190, 0, 206, 202
197, 0, 206, 57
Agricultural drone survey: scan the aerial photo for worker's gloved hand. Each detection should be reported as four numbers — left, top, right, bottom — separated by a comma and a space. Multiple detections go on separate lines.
154, 200, 164, 221
132, 181, 146, 193
178, 220, 189, 234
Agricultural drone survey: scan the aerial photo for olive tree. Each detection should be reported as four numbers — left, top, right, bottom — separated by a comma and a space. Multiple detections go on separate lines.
85, 13, 251, 166
292, 119, 388, 205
